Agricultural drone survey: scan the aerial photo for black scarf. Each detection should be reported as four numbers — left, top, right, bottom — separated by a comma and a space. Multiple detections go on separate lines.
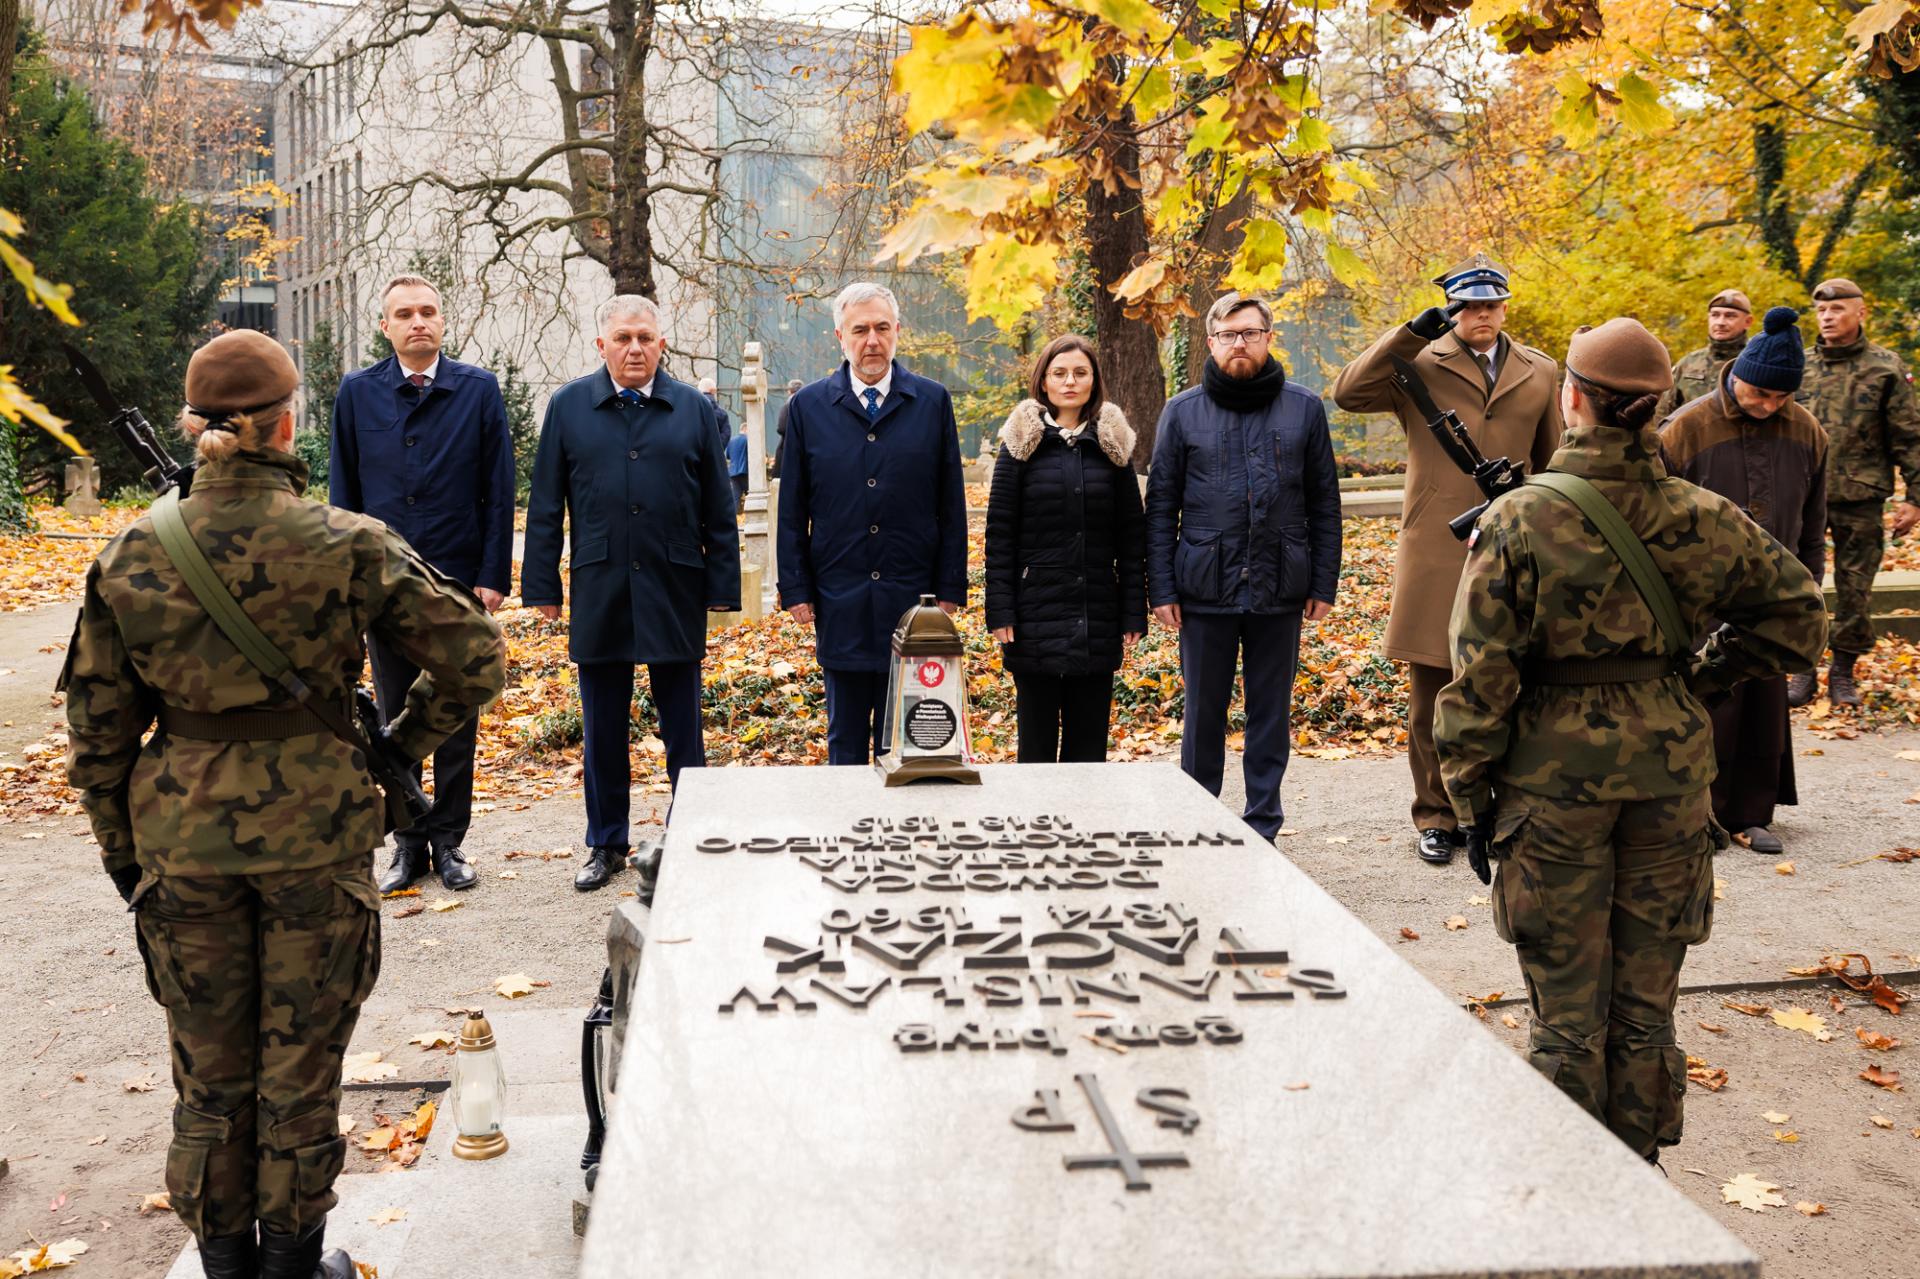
1202, 355, 1285, 413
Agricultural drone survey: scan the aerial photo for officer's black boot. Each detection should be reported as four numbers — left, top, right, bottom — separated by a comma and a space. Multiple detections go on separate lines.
1785, 668, 1818, 708
433, 844, 478, 891
377, 842, 431, 894
259, 1219, 354, 1279
1828, 652, 1862, 707
575, 846, 619, 892
195, 1227, 256, 1279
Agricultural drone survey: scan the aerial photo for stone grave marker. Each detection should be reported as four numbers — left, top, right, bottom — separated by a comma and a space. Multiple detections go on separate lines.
582, 763, 1755, 1279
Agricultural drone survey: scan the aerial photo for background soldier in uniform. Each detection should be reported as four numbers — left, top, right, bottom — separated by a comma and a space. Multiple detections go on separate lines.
1435, 318, 1827, 1164
1654, 288, 1753, 420
63, 332, 507, 1278
1794, 277, 1920, 706
1333, 252, 1563, 866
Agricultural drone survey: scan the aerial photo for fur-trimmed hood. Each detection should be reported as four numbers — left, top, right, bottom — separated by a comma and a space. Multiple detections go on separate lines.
997, 399, 1135, 467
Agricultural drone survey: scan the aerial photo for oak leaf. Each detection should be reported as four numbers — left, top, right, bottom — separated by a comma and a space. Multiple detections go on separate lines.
1721, 1173, 1786, 1212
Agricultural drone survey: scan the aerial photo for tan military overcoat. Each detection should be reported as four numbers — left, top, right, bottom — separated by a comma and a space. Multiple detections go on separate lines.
1333, 325, 1565, 667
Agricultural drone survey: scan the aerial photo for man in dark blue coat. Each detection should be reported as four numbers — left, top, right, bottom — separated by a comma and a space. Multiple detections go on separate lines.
522, 296, 741, 890
331, 272, 514, 893
1145, 293, 1342, 840
777, 281, 968, 764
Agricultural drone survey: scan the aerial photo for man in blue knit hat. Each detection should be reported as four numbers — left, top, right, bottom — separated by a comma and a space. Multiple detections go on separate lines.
1659, 306, 1828, 854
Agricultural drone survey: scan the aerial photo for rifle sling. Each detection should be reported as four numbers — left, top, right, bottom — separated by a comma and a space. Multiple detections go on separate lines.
1524, 472, 1691, 659
148, 488, 373, 756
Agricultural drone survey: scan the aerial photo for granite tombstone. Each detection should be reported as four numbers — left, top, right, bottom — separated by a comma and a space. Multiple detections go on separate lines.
582, 764, 1755, 1279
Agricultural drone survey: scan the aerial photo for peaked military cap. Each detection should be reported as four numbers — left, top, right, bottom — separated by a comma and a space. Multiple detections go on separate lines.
1810, 277, 1864, 302
1433, 252, 1511, 302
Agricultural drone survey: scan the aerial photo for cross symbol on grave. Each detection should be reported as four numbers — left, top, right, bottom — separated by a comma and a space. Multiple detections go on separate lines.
1061, 1073, 1188, 1191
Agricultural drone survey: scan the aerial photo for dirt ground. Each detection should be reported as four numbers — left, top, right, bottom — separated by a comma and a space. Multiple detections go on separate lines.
0, 599, 1915, 1278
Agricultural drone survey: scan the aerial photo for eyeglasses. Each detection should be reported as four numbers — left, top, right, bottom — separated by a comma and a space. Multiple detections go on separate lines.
1209, 328, 1271, 347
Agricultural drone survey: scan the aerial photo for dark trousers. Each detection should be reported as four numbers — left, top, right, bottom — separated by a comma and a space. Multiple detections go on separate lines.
1013, 671, 1114, 763
579, 661, 704, 850
731, 474, 749, 512
824, 668, 888, 765
1407, 661, 1455, 833
1178, 610, 1301, 839
1709, 674, 1796, 831
370, 633, 478, 852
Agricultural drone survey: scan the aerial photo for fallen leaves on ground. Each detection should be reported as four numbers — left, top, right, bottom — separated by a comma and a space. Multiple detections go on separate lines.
1870, 1114, 1894, 1128
1770, 1008, 1833, 1040
1500, 1012, 1521, 1029
1774, 861, 1796, 876
368, 1207, 406, 1226
1724, 1000, 1771, 1017
359, 1101, 435, 1170
428, 900, 463, 913
1399, 927, 1419, 941
1794, 1201, 1828, 1217
1685, 1056, 1728, 1091
1770, 1129, 1800, 1143
495, 973, 547, 999
338, 1116, 357, 1135
381, 888, 421, 900
1443, 915, 1469, 931
121, 1074, 154, 1093
1856, 1027, 1902, 1050
1698, 1021, 1727, 1034
0, 1240, 88, 1275
342, 1052, 399, 1084
1721, 1173, 1786, 1212
392, 904, 424, 919
1762, 1110, 1791, 1124
409, 1031, 456, 1050
1859, 1065, 1902, 1091
1794, 953, 1909, 1015
354, 1264, 380, 1279
137, 1192, 170, 1215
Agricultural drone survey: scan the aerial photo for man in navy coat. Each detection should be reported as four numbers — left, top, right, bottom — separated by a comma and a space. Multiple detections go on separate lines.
522, 295, 741, 891
331, 273, 514, 893
777, 281, 968, 764
1145, 293, 1342, 841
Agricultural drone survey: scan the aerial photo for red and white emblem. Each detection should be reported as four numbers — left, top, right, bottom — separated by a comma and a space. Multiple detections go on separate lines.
915, 660, 945, 689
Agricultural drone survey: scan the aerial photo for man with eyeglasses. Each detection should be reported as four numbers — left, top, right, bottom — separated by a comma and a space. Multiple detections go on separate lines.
1146, 293, 1342, 841
1334, 253, 1563, 868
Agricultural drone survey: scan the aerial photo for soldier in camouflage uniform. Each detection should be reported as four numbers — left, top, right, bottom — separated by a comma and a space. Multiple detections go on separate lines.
63, 332, 507, 1279
1653, 288, 1752, 421
1435, 318, 1827, 1162
1792, 277, 1920, 706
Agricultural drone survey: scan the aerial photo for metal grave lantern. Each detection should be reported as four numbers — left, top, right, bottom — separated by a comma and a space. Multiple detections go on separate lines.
875, 594, 981, 786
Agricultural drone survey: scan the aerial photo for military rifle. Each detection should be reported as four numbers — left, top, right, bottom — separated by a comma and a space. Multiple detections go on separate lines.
62, 343, 430, 833
1388, 353, 1528, 541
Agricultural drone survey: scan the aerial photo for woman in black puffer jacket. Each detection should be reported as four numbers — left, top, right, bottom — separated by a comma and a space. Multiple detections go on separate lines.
985, 335, 1148, 762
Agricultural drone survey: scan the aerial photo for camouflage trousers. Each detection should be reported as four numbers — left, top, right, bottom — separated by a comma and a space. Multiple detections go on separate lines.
1828, 500, 1885, 656
1489, 789, 1718, 1159
132, 860, 381, 1239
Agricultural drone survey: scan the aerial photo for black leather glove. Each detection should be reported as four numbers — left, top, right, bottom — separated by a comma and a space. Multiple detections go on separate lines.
1408, 301, 1464, 341
108, 864, 142, 906
1465, 822, 1495, 886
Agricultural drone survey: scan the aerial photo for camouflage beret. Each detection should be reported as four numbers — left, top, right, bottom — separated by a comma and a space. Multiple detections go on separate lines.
1707, 289, 1751, 314
1566, 318, 1673, 395
1810, 278, 1864, 302
184, 330, 299, 415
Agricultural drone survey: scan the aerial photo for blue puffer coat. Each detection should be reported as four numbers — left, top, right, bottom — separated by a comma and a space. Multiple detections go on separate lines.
1144, 374, 1342, 613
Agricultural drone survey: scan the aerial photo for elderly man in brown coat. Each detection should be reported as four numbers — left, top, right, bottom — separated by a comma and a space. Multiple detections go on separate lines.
1333, 253, 1564, 865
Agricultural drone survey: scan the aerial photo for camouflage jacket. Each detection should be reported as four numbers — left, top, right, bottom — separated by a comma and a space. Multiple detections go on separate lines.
64, 451, 507, 877
1434, 424, 1827, 824
1795, 336, 1920, 505
1655, 338, 1746, 422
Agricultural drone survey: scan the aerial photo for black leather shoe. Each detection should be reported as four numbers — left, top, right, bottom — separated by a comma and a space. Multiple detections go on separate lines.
1742, 826, 1784, 855
1416, 828, 1457, 865
575, 846, 620, 892
433, 845, 478, 891
377, 844, 430, 894
259, 1219, 354, 1279
195, 1228, 256, 1279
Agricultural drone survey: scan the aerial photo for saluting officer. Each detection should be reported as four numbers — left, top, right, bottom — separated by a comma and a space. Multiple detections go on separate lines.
1434, 319, 1827, 1164
64, 331, 507, 1279
1333, 252, 1563, 866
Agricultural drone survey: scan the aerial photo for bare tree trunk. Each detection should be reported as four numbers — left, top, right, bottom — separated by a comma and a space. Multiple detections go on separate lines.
0, 0, 21, 143
1183, 178, 1251, 387
607, 0, 658, 297
1085, 124, 1165, 469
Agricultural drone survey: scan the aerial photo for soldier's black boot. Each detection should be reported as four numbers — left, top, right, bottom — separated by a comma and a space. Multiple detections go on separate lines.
377, 842, 431, 894
258, 1219, 353, 1279
575, 846, 620, 892
1785, 668, 1818, 708
1416, 828, 1457, 865
195, 1227, 256, 1279
1828, 652, 1862, 707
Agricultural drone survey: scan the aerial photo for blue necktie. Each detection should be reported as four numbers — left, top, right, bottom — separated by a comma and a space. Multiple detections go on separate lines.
619, 387, 645, 406
863, 387, 881, 420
